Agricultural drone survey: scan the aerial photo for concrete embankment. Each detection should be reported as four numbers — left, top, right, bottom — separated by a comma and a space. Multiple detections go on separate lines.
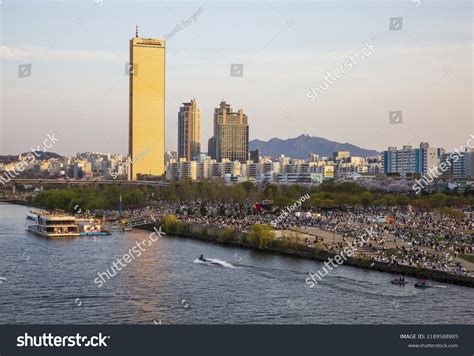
139, 223, 474, 288
0, 199, 29, 206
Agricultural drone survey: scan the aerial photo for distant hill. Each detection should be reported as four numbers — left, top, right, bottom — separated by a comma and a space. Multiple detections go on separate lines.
0, 152, 63, 164
249, 134, 379, 159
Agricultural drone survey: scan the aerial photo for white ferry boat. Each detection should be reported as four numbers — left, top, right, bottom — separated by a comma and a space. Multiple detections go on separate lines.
26, 211, 80, 238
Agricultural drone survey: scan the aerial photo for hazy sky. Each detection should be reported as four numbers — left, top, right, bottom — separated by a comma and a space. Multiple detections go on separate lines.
1, 0, 472, 156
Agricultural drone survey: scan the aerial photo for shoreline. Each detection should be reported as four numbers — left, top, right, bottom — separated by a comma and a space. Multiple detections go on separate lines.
139, 223, 474, 288
7, 202, 473, 287
0, 199, 29, 206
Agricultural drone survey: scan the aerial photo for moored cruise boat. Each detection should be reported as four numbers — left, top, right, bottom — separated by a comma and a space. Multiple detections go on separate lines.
26, 211, 80, 238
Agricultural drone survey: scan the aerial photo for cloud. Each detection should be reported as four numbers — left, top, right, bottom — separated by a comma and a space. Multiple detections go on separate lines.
0, 45, 125, 62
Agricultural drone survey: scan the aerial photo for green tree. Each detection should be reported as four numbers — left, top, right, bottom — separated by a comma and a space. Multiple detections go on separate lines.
162, 215, 178, 233
240, 181, 256, 200
429, 193, 447, 207
395, 195, 410, 206
441, 207, 465, 220
335, 193, 352, 208
231, 183, 246, 203
176, 179, 193, 201
360, 191, 374, 206
382, 194, 396, 206
263, 184, 280, 200
248, 224, 275, 249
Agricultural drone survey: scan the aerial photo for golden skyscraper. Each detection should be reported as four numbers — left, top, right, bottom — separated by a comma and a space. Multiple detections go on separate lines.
129, 29, 165, 180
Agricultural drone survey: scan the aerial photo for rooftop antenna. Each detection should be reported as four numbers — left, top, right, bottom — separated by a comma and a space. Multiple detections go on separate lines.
135, 25, 139, 38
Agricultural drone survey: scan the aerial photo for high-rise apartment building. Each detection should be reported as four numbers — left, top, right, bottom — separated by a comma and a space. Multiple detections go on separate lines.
208, 137, 216, 159
129, 29, 165, 180
250, 149, 260, 163
383, 142, 442, 176
210, 101, 249, 163
333, 151, 351, 162
441, 149, 474, 178
178, 99, 201, 161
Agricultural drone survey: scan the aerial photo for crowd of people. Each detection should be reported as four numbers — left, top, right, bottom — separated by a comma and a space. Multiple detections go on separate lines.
91, 200, 473, 277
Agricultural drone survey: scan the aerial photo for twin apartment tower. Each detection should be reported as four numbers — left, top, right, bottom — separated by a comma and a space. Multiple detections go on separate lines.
129, 32, 249, 180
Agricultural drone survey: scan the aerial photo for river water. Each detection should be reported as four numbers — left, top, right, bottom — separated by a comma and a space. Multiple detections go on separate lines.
1, 203, 473, 324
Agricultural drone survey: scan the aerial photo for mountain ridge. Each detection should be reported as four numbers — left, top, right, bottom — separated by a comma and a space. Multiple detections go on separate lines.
249, 134, 379, 159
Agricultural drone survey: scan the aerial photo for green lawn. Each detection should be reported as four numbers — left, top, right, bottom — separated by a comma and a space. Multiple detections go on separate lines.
459, 254, 474, 263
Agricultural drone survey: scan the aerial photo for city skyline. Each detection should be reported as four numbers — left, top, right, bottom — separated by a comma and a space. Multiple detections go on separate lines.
1, 1, 474, 347
1, 1, 472, 156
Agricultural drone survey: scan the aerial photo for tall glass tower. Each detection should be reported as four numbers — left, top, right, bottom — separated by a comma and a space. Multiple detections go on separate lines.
178, 99, 201, 161
129, 29, 165, 180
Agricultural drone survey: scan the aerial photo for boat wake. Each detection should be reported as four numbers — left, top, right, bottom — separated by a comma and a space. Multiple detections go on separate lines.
324, 276, 408, 297
193, 258, 235, 268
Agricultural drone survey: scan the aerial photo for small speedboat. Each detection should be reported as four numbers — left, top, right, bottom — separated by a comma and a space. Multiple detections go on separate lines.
415, 281, 432, 289
391, 278, 406, 286
197, 255, 229, 267
198, 255, 218, 265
